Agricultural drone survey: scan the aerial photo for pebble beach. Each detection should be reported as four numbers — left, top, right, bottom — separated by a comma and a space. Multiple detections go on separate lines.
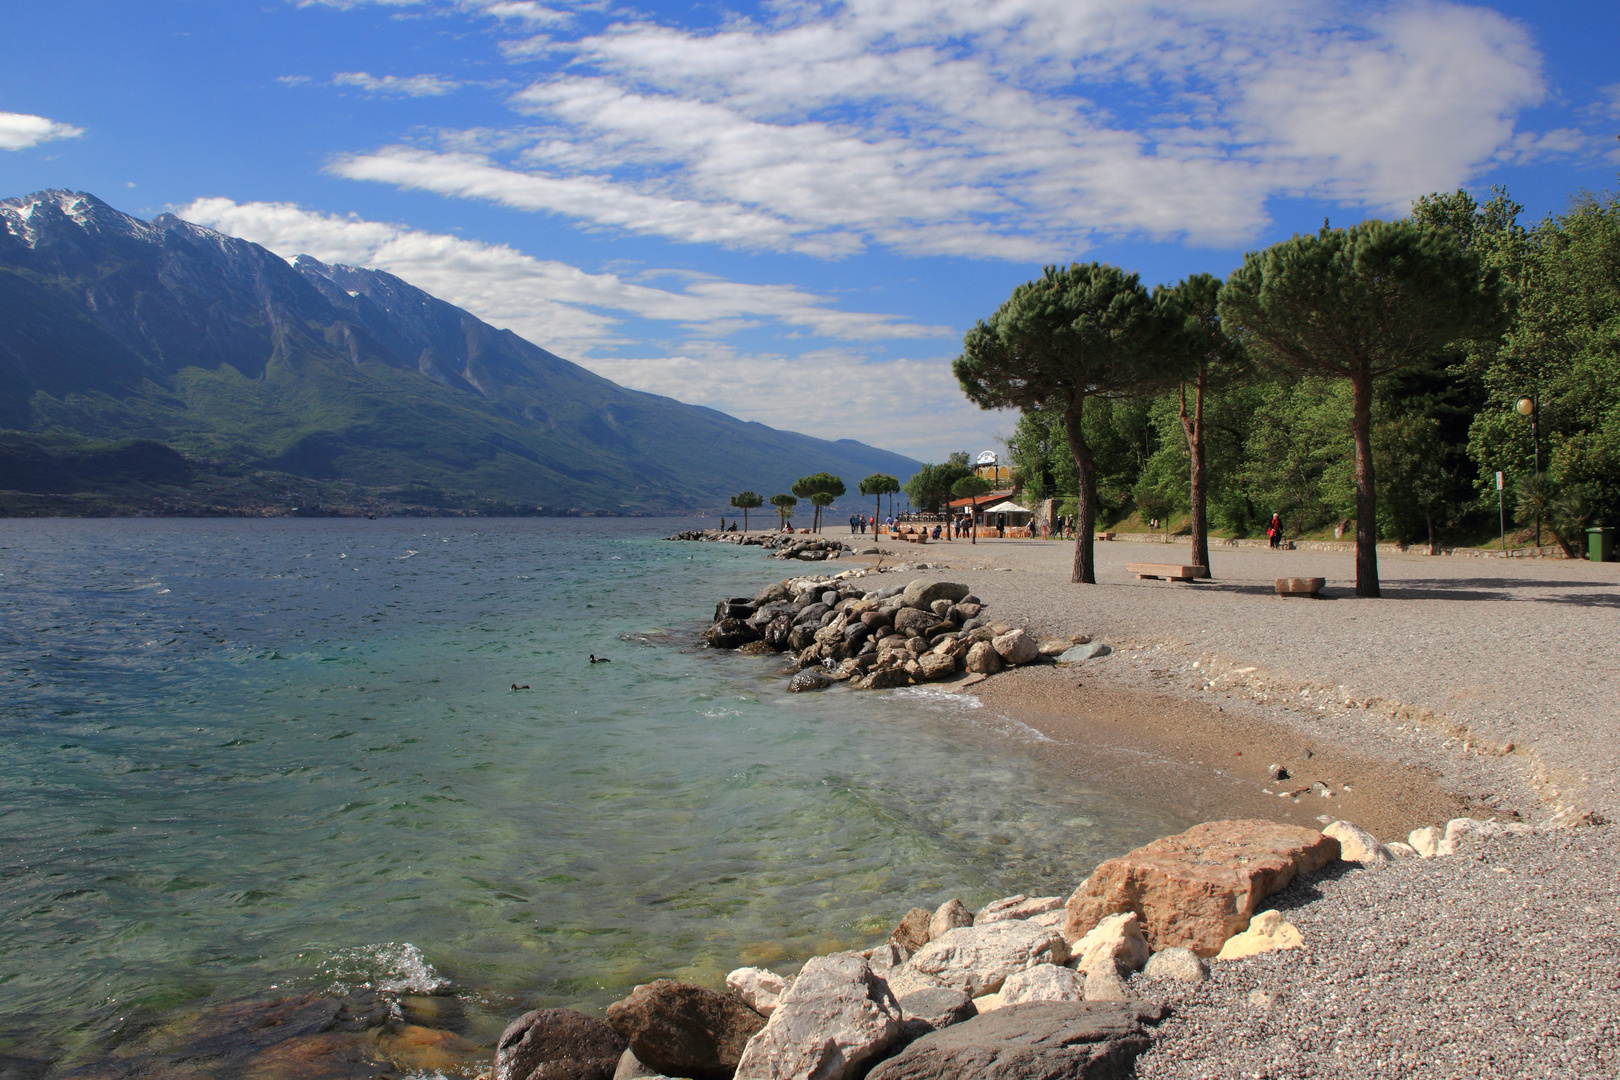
677, 529, 1618, 1080
868, 533, 1618, 1079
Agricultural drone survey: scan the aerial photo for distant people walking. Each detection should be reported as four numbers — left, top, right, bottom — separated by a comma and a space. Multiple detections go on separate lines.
1267, 513, 1283, 549
849, 514, 859, 534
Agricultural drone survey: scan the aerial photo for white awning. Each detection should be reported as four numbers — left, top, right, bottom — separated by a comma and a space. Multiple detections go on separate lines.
980, 501, 1031, 514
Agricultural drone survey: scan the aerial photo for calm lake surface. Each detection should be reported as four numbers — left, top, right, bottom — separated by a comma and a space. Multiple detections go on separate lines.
0, 518, 1189, 1075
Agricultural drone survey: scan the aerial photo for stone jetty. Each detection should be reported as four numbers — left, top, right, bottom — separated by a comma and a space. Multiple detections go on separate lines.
700, 572, 1084, 691
666, 529, 855, 561
488, 812, 1547, 1080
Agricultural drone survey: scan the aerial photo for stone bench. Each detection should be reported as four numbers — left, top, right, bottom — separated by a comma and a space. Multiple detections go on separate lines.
1127, 562, 1206, 583
1275, 577, 1326, 597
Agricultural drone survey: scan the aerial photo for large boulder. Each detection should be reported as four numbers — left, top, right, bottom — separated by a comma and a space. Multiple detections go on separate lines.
998, 964, 1083, 1006
494, 1008, 628, 1080
1323, 820, 1393, 866
906, 920, 1070, 997
900, 580, 972, 609
726, 968, 790, 1018
964, 642, 1002, 675
892, 607, 945, 635
787, 669, 833, 693
1070, 912, 1149, 975
716, 598, 757, 622
1062, 819, 1339, 957
733, 954, 901, 1080
763, 615, 795, 651
889, 907, 934, 953
991, 629, 1040, 666
916, 652, 957, 680
975, 895, 1064, 925
866, 1001, 1156, 1080
753, 582, 790, 605
1139, 947, 1208, 984
928, 899, 973, 941
605, 980, 764, 1080
705, 619, 761, 650
1213, 909, 1303, 960
894, 987, 976, 1045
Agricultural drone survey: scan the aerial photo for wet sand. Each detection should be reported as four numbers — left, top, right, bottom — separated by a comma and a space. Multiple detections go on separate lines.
961, 663, 1476, 842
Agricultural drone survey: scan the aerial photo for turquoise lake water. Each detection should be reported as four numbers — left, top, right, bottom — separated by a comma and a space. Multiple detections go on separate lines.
0, 518, 1190, 1074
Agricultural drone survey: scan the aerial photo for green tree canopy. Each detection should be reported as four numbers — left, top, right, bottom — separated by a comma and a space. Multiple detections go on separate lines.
903, 460, 971, 514
729, 490, 763, 531
858, 473, 899, 526
768, 492, 797, 527
1467, 189, 1619, 529
792, 472, 845, 532
954, 262, 1177, 583
1219, 220, 1505, 596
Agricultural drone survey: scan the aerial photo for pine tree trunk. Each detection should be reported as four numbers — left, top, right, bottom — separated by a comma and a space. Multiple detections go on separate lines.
1063, 395, 1097, 584
1179, 373, 1211, 578
1351, 371, 1380, 598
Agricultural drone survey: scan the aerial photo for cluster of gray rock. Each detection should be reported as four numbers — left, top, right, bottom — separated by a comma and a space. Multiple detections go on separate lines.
664, 530, 854, 561
704, 575, 1090, 692
488, 813, 1556, 1080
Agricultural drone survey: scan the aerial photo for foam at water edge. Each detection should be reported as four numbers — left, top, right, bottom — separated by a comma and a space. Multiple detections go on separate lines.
316, 942, 452, 995
890, 686, 985, 712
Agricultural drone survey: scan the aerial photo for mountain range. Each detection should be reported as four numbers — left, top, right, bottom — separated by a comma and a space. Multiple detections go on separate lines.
0, 190, 916, 515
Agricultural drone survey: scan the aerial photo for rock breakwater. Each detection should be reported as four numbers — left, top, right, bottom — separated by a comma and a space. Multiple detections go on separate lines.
665, 530, 855, 561
487, 813, 1558, 1080
701, 572, 1089, 692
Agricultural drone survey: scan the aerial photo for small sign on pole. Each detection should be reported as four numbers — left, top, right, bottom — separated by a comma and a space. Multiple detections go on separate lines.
1497, 471, 1506, 550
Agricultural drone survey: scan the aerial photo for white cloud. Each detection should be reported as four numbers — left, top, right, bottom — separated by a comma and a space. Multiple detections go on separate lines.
1599, 83, 1620, 120
320, 0, 1550, 258
0, 111, 84, 151
175, 195, 974, 452
333, 71, 460, 96
174, 197, 946, 356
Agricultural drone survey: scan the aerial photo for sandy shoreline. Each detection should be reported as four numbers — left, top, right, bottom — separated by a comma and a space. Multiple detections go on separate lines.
961, 664, 1470, 842
830, 530, 1617, 826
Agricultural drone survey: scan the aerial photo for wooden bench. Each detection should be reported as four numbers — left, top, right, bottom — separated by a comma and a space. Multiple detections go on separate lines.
1275, 577, 1325, 597
1127, 562, 1207, 583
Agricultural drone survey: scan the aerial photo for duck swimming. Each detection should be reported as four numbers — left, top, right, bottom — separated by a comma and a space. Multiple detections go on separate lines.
589, 654, 611, 664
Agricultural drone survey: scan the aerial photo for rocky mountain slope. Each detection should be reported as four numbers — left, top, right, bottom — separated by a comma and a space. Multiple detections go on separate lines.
0, 190, 915, 514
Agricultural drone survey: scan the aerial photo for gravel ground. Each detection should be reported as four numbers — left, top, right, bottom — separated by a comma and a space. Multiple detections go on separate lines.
851, 536, 1618, 1079
1134, 826, 1620, 1080
882, 537, 1619, 820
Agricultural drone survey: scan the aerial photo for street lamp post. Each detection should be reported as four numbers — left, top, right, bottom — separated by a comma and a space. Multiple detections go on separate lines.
1516, 393, 1540, 548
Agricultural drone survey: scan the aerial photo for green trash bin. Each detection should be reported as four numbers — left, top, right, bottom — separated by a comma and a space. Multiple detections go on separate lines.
1588, 526, 1614, 562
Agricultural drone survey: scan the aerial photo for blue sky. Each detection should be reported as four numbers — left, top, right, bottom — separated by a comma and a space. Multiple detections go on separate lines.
3, 0, 1617, 462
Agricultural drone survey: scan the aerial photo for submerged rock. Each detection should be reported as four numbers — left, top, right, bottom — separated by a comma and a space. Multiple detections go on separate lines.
788, 669, 833, 693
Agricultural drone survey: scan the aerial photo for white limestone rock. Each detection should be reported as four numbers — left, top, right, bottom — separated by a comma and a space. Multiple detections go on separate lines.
1140, 947, 1209, 984
1070, 912, 1150, 975
1323, 820, 1393, 866
974, 895, 1065, 925
906, 920, 1070, 997
733, 954, 900, 1080
1408, 826, 1444, 858
928, 898, 973, 941
726, 967, 791, 1017
998, 964, 1084, 1006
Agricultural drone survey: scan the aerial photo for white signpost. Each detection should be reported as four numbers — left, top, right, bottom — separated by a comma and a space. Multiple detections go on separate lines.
1497, 471, 1506, 551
